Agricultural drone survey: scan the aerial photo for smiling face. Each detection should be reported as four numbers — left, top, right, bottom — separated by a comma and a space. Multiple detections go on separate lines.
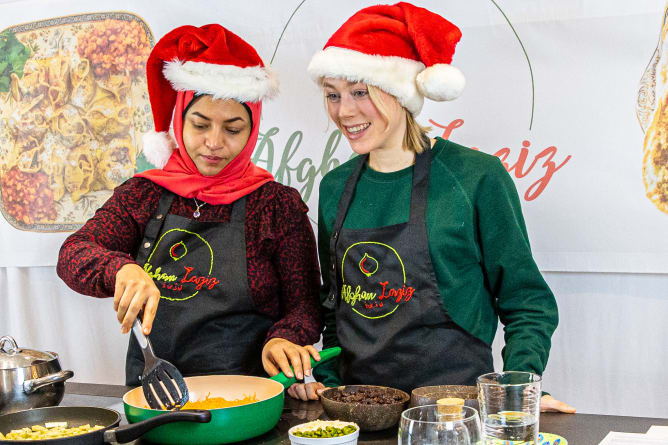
323, 78, 406, 156
182, 95, 252, 176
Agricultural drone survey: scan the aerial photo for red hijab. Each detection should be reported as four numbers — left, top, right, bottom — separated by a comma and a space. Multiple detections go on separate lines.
135, 90, 273, 205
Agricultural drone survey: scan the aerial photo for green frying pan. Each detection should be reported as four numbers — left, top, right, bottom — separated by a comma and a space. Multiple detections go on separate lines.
123, 347, 340, 445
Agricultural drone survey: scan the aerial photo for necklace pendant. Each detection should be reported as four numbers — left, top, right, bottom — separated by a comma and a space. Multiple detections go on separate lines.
192, 198, 205, 218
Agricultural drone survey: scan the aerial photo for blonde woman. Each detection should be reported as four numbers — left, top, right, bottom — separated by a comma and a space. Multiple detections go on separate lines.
287, 2, 573, 413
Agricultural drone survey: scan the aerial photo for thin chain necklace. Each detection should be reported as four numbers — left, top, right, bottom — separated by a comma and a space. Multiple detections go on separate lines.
192, 198, 206, 218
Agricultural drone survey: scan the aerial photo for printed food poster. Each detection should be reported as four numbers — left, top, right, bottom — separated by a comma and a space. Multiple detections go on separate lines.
0, 12, 154, 231
638, 6, 668, 216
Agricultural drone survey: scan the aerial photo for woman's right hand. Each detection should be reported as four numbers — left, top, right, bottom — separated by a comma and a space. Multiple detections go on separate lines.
287, 382, 326, 401
114, 263, 161, 335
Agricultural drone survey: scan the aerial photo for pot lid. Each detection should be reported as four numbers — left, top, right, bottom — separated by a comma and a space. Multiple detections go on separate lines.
0, 336, 55, 369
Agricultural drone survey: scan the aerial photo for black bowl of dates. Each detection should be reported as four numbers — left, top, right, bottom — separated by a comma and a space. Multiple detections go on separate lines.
320, 385, 410, 432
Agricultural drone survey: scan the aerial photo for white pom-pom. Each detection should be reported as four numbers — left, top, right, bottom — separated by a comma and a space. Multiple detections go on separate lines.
141, 131, 176, 168
416, 64, 466, 101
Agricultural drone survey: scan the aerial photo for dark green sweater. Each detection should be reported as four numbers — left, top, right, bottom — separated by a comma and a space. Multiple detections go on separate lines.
314, 137, 558, 387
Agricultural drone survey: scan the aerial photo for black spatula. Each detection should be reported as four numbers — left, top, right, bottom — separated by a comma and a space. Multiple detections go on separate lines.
132, 318, 189, 410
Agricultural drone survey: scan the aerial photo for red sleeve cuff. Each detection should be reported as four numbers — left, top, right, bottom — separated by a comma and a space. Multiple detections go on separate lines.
103, 256, 137, 296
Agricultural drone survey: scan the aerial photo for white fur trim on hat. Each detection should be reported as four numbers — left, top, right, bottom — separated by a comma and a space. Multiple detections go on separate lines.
163, 60, 279, 102
308, 46, 425, 115
416, 63, 465, 101
142, 130, 176, 168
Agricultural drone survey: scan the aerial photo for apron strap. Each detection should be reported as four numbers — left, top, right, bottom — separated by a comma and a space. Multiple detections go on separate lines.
408, 148, 432, 228
135, 190, 175, 265
324, 155, 367, 309
229, 196, 247, 224
332, 155, 368, 236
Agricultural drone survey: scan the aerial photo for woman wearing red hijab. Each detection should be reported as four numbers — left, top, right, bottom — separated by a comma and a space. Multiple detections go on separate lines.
57, 24, 323, 386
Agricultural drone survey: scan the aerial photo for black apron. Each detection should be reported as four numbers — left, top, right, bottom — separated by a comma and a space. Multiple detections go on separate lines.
125, 191, 274, 386
325, 150, 493, 393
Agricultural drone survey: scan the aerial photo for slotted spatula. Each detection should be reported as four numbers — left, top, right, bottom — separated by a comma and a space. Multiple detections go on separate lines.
132, 318, 189, 410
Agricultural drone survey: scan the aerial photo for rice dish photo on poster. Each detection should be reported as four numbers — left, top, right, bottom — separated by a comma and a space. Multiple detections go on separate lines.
0, 12, 154, 232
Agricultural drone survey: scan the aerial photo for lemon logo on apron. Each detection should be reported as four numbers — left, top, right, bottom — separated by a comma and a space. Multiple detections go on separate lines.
358, 252, 379, 277
169, 241, 188, 261
144, 228, 219, 301
341, 241, 414, 319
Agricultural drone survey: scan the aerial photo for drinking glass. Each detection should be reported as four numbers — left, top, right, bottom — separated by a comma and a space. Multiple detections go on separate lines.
398, 404, 483, 445
477, 371, 541, 444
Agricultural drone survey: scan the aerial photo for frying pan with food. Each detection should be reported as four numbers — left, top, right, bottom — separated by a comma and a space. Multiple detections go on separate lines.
124, 346, 341, 445
0, 406, 210, 444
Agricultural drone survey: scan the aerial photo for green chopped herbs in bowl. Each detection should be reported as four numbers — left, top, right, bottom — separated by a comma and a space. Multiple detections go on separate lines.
293, 425, 357, 438
289, 420, 360, 445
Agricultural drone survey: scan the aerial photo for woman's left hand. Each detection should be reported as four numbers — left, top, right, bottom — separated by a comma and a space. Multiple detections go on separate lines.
287, 382, 326, 401
262, 338, 321, 380
540, 394, 576, 413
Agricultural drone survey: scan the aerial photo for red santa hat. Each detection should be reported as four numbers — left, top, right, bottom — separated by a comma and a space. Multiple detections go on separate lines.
307, 2, 464, 115
143, 24, 279, 168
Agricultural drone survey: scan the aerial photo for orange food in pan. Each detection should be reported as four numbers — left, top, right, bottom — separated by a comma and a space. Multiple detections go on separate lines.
180, 393, 258, 410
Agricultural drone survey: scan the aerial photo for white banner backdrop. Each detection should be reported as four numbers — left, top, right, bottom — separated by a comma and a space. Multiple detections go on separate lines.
0, 0, 667, 273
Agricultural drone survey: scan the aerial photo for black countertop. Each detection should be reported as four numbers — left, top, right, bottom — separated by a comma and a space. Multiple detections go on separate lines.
62, 383, 668, 445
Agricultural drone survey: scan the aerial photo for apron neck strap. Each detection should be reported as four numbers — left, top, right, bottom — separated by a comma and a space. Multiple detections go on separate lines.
135, 191, 176, 265
157, 190, 176, 219
408, 148, 431, 226
229, 196, 247, 223
332, 154, 368, 236
325, 155, 367, 309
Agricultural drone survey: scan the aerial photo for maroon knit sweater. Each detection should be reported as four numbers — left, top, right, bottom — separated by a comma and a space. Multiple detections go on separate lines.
57, 177, 323, 346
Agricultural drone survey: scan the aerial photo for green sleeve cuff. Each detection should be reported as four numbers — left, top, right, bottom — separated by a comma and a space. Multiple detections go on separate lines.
313, 357, 342, 388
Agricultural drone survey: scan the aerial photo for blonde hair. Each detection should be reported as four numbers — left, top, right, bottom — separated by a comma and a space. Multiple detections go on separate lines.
367, 85, 431, 153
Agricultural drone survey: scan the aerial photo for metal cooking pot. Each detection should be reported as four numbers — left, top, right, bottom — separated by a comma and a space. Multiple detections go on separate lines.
0, 336, 73, 415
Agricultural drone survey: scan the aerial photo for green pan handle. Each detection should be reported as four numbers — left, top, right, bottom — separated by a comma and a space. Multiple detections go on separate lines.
270, 347, 341, 388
